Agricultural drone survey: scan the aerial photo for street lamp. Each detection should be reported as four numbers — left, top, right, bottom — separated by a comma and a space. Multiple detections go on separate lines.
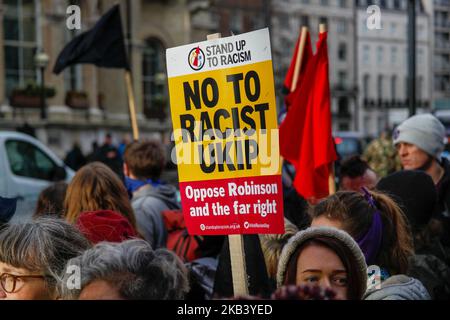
34, 51, 50, 120
407, 0, 416, 116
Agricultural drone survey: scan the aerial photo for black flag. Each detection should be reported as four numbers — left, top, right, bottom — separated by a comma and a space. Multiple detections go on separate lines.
53, 4, 129, 74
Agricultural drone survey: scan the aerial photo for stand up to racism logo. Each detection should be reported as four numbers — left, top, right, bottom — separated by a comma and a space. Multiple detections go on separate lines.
188, 46, 205, 71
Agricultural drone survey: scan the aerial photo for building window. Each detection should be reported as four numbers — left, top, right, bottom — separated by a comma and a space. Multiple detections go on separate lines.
279, 13, 290, 30
3, 0, 37, 97
64, 30, 82, 92
417, 48, 424, 65
338, 71, 347, 88
142, 38, 166, 119
391, 46, 397, 64
377, 75, 383, 100
338, 97, 349, 115
337, 19, 347, 33
390, 22, 397, 35
391, 75, 397, 100
230, 10, 243, 34
363, 74, 370, 98
417, 76, 423, 100
363, 45, 370, 64
377, 46, 383, 64
320, 0, 329, 6
393, 0, 401, 9
338, 43, 347, 61
338, 0, 347, 7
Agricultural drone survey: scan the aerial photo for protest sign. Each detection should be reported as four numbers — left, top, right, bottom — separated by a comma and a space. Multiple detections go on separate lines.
167, 28, 284, 235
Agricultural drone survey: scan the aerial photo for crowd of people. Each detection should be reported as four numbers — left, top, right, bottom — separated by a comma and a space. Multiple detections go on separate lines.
0, 113, 449, 300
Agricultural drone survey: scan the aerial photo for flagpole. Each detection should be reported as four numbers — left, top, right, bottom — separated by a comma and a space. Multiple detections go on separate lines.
125, 71, 140, 141
281, 26, 309, 181
291, 26, 309, 92
319, 23, 336, 195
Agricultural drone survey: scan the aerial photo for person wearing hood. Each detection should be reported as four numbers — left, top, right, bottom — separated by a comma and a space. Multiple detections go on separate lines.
363, 274, 431, 300
123, 141, 180, 249
277, 227, 368, 300
393, 114, 450, 247
377, 170, 450, 299
75, 210, 138, 245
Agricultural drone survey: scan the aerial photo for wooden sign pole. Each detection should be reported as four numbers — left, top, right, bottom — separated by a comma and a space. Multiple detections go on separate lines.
206, 32, 248, 297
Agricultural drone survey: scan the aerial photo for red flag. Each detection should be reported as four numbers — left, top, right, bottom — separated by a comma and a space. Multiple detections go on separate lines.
283, 32, 313, 111
279, 32, 337, 200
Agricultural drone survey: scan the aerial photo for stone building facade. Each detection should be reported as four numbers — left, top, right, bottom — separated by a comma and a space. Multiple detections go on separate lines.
357, 0, 432, 137
0, 0, 193, 157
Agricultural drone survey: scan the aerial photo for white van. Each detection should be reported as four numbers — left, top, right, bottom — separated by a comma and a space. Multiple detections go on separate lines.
0, 131, 74, 222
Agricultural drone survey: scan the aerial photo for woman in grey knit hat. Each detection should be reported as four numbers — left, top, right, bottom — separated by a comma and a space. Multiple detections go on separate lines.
277, 227, 368, 300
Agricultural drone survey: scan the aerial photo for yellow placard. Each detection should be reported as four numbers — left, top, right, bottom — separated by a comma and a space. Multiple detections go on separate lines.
169, 60, 281, 183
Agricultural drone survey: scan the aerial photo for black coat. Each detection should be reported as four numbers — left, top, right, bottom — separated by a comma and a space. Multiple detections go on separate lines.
213, 235, 271, 298
435, 158, 450, 247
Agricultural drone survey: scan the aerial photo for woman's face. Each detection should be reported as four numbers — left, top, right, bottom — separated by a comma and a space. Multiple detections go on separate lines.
0, 262, 53, 300
296, 243, 348, 300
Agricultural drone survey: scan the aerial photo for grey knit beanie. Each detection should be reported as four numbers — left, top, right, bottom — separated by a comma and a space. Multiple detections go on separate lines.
276, 227, 368, 298
393, 114, 446, 159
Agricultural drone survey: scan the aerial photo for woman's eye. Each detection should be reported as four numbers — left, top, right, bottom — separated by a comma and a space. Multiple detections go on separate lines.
333, 277, 348, 286
305, 276, 319, 283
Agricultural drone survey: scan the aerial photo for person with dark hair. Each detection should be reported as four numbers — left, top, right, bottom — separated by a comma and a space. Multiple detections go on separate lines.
0, 218, 90, 300
376, 170, 441, 256
86, 141, 99, 163
64, 142, 86, 171
123, 141, 179, 249
311, 190, 414, 277
59, 239, 189, 300
283, 187, 310, 230
33, 182, 68, 219
93, 133, 123, 178
377, 171, 450, 299
16, 122, 36, 138
339, 155, 378, 192
277, 227, 368, 300
0, 197, 17, 227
